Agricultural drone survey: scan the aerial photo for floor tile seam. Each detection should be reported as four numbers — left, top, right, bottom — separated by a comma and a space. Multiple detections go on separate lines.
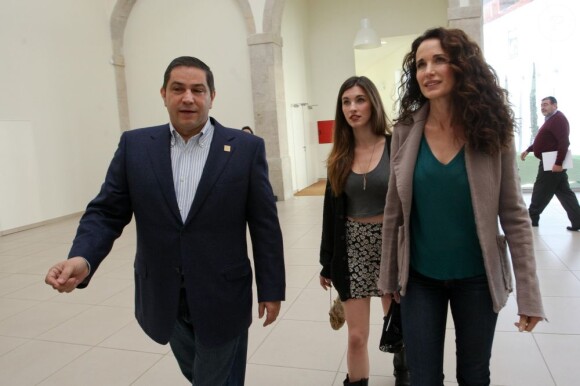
0, 272, 44, 280
91, 281, 135, 305
277, 318, 341, 327
560, 259, 580, 272
41, 298, 131, 308
531, 332, 558, 386
0, 242, 70, 257
536, 234, 576, 268
0, 254, 21, 259
248, 279, 328, 360
24, 336, 96, 349
279, 316, 329, 324
0, 334, 29, 358
528, 331, 580, 336
31, 342, 93, 386
536, 267, 580, 271
35, 337, 165, 356
94, 341, 168, 356
30, 304, 135, 345
32, 344, 163, 386
128, 354, 169, 385
284, 264, 320, 268
248, 283, 313, 360
246, 323, 282, 362
285, 285, 317, 291
246, 362, 339, 374
0, 337, 92, 386
1, 290, 60, 303
0, 299, 40, 321
70, 307, 136, 348
0, 279, 46, 298
283, 263, 321, 268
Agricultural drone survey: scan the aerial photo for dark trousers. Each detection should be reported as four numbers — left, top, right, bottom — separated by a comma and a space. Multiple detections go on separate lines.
528, 163, 580, 227
169, 289, 248, 386
400, 270, 498, 386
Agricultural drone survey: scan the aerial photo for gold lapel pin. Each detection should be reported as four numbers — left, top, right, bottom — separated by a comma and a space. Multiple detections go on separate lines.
224, 145, 231, 152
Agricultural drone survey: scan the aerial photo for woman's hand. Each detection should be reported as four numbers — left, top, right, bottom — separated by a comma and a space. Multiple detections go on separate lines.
514, 315, 542, 332
392, 292, 401, 303
319, 275, 332, 290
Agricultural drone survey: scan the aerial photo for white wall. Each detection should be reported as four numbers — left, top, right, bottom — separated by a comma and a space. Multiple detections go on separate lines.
483, 0, 580, 154
248, 0, 266, 33
356, 34, 417, 119
0, 0, 120, 232
306, 0, 448, 179
0, 0, 450, 233
123, 0, 255, 132
282, 0, 317, 191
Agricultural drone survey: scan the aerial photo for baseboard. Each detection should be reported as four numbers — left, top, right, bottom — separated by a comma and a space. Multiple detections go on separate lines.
0, 212, 83, 236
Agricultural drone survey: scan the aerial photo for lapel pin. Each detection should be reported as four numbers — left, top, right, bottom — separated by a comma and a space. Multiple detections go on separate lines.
224, 145, 231, 152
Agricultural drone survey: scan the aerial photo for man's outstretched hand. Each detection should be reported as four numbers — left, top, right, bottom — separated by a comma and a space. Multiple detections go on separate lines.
45, 257, 89, 293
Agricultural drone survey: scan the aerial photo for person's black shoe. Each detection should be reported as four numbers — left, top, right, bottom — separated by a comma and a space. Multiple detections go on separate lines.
532, 222, 538, 227
393, 347, 410, 386
567, 226, 580, 231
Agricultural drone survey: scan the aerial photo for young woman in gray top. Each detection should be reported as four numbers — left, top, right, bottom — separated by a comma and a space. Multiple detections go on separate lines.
320, 76, 409, 386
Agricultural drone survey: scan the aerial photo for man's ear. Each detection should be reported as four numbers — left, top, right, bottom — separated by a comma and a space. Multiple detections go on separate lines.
160, 87, 167, 105
209, 90, 216, 108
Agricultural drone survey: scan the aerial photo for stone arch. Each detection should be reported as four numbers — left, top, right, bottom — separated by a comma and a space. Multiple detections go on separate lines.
263, 0, 285, 34
110, 0, 137, 131
235, 0, 256, 35
107, 0, 479, 199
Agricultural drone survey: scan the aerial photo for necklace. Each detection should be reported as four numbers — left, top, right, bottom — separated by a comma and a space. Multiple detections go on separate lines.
362, 140, 378, 191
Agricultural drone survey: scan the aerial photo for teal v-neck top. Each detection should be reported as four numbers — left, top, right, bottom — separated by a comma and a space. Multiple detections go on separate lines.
410, 135, 485, 280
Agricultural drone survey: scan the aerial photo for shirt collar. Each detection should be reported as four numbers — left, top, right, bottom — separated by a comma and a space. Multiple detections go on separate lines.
545, 110, 558, 120
169, 119, 214, 147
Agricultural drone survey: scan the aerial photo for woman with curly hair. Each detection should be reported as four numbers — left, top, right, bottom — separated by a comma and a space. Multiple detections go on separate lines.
378, 27, 546, 385
320, 76, 409, 386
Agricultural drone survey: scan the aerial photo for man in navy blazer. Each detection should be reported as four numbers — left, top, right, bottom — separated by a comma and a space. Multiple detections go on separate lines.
45, 56, 285, 385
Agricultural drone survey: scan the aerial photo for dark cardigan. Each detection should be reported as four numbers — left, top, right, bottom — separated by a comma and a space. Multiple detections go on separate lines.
319, 135, 391, 301
320, 180, 349, 299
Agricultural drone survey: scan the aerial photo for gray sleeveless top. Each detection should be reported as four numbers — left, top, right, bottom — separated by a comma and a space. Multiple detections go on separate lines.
344, 140, 390, 217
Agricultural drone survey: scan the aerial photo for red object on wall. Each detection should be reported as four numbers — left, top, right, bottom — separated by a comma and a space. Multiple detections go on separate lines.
317, 120, 334, 144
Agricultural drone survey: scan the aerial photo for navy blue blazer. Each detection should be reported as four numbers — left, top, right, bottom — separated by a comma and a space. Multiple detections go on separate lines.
69, 118, 285, 346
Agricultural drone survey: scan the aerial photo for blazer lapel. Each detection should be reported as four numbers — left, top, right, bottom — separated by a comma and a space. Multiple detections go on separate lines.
184, 121, 235, 225
146, 125, 182, 222
392, 104, 429, 218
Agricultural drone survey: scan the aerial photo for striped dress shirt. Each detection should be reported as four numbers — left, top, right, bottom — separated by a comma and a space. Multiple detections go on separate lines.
170, 119, 214, 222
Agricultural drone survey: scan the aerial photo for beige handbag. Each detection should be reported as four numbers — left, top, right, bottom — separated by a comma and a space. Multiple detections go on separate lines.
328, 289, 345, 330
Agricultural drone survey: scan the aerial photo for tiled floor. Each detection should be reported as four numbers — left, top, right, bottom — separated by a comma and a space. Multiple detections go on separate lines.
0, 193, 579, 385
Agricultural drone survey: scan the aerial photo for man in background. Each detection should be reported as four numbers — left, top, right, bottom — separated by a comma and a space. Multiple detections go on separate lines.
521, 96, 580, 231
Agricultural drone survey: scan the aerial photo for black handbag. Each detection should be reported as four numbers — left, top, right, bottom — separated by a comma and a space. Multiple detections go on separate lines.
379, 301, 404, 353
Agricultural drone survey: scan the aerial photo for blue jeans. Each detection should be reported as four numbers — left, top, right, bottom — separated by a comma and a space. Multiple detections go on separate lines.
169, 289, 248, 386
401, 270, 498, 386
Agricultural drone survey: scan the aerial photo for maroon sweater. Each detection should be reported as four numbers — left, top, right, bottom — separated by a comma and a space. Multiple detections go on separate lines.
526, 110, 570, 166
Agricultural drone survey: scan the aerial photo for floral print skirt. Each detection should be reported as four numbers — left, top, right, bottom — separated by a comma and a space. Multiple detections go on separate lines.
346, 219, 384, 299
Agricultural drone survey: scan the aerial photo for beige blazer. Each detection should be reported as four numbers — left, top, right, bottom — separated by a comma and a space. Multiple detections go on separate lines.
378, 104, 545, 318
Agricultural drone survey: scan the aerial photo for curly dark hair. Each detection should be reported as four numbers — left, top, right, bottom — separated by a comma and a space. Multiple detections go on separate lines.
397, 27, 514, 155
327, 76, 392, 196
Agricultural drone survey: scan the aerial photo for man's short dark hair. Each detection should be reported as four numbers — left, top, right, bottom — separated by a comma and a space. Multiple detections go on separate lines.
162, 56, 215, 93
542, 96, 557, 105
